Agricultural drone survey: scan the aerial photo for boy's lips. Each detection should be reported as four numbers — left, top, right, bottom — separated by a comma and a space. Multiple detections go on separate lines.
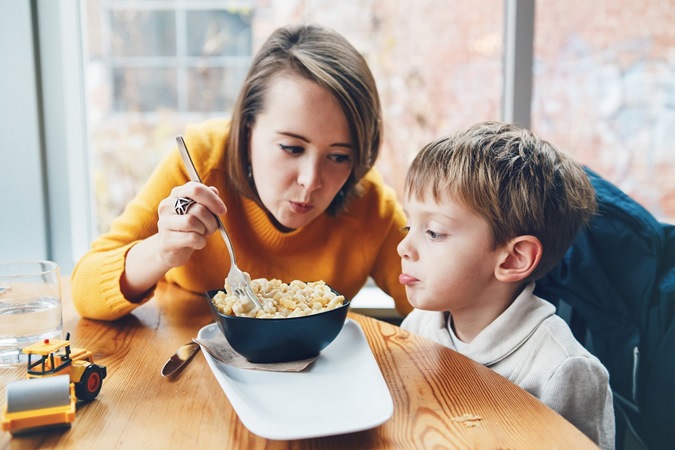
399, 273, 419, 286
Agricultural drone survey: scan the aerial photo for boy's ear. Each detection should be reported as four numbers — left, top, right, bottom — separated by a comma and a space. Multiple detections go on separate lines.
494, 235, 543, 283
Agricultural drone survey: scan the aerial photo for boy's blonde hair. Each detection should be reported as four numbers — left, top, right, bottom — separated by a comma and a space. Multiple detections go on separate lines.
405, 121, 597, 281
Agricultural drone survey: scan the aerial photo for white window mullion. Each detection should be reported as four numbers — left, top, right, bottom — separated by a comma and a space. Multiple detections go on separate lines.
0, 0, 49, 262
176, 7, 189, 112
36, 0, 93, 272
502, 0, 534, 128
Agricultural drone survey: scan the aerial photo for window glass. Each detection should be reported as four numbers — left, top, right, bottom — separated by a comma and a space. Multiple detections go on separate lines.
186, 10, 252, 57
532, 0, 675, 220
113, 67, 178, 111
109, 10, 176, 57
81, 0, 502, 235
187, 67, 247, 112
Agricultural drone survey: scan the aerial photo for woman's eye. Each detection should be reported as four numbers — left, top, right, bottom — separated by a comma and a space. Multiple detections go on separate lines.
279, 144, 303, 154
329, 154, 352, 164
401, 226, 410, 234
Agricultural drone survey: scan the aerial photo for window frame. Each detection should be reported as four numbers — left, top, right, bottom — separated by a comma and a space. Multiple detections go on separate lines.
101, 0, 253, 114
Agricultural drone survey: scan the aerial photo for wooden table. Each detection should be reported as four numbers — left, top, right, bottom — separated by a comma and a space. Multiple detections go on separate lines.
1, 280, 598, 449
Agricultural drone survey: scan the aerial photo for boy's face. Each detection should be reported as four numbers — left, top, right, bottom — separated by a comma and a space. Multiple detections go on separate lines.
397, 189, 502, 312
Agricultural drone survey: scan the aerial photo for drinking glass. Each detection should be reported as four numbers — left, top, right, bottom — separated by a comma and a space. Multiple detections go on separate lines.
0, 261, 63, 367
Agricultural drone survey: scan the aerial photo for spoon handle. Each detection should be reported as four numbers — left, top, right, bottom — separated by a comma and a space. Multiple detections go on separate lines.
161, 341, 200, 377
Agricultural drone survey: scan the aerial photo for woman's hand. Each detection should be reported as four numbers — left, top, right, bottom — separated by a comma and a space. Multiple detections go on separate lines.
156, 182, 228, 269
121, 182, 227, 301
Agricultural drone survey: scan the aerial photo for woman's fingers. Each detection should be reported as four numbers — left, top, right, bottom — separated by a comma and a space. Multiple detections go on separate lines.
154, 182, 227, 268
156, 213, 208, 268
160, 183, 226, 232
170, 182, 227, 217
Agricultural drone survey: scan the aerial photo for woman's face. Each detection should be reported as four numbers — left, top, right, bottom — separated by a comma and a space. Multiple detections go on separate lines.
248, 74, 354, 231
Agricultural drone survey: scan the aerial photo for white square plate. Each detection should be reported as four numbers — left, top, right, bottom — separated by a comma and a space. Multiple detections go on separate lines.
198, 319, 394, 440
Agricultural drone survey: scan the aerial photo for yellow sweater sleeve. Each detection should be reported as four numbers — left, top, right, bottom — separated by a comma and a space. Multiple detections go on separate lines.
70, 119, 230, 320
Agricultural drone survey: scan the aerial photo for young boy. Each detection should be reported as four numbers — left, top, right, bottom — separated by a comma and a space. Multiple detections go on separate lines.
398, 122, 614, 449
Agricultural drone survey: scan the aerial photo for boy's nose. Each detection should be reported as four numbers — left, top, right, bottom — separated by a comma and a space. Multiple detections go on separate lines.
397, 234, 412, 259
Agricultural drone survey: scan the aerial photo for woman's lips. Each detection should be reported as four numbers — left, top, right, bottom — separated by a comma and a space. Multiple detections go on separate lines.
399, 273, 419, 286
290, 201, 314, 214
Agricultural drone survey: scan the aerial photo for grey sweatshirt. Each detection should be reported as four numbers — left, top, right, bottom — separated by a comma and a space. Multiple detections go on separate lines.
401, 283, 615, 450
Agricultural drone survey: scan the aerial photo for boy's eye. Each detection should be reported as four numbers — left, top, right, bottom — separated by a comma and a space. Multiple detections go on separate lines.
279, 144, 303, 154
426, 230, 444, 240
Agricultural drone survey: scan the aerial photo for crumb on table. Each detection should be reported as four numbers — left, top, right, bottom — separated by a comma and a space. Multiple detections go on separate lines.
451, 413, 483, 428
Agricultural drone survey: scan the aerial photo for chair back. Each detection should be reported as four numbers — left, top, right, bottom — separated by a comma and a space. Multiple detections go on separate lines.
536, 168, 675, 450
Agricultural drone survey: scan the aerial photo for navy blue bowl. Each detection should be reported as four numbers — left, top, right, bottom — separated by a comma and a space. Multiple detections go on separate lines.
205, 287, 350, 363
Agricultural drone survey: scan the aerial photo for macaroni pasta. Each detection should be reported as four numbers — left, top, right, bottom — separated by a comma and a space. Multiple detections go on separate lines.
212, 277, 345, 318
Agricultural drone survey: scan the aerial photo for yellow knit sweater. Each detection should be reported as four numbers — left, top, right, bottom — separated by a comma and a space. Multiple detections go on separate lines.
71, 118, 411, 320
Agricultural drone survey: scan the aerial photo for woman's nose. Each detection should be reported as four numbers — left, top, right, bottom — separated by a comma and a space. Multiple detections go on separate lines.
297, 160, 322, 192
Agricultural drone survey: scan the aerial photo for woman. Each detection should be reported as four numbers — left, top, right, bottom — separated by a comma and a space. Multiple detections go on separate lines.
71, 24, 412, 321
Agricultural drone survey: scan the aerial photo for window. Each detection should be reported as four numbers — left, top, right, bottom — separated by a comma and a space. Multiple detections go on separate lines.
102, 4, 252, 113
80, 0, 504, 235
7, 0, 670, 268
82, 0, 253, 232
532, 0, 675, 219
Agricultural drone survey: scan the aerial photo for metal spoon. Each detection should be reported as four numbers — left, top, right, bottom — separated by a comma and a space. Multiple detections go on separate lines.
161, 342, 200, 377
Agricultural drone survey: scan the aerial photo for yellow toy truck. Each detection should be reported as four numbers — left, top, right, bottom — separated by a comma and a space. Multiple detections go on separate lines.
1, 333, 106, 435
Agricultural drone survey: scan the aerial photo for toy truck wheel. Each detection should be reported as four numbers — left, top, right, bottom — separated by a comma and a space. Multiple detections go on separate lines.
75, 365, 103, 402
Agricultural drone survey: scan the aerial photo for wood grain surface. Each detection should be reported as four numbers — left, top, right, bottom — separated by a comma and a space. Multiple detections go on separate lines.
0, 279, 598, 449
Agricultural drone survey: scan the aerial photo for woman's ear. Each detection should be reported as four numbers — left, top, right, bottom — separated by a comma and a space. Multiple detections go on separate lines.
494, 235, 543, 283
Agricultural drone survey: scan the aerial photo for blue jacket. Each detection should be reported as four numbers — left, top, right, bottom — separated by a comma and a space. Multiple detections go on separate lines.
535, 168, 675, 450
